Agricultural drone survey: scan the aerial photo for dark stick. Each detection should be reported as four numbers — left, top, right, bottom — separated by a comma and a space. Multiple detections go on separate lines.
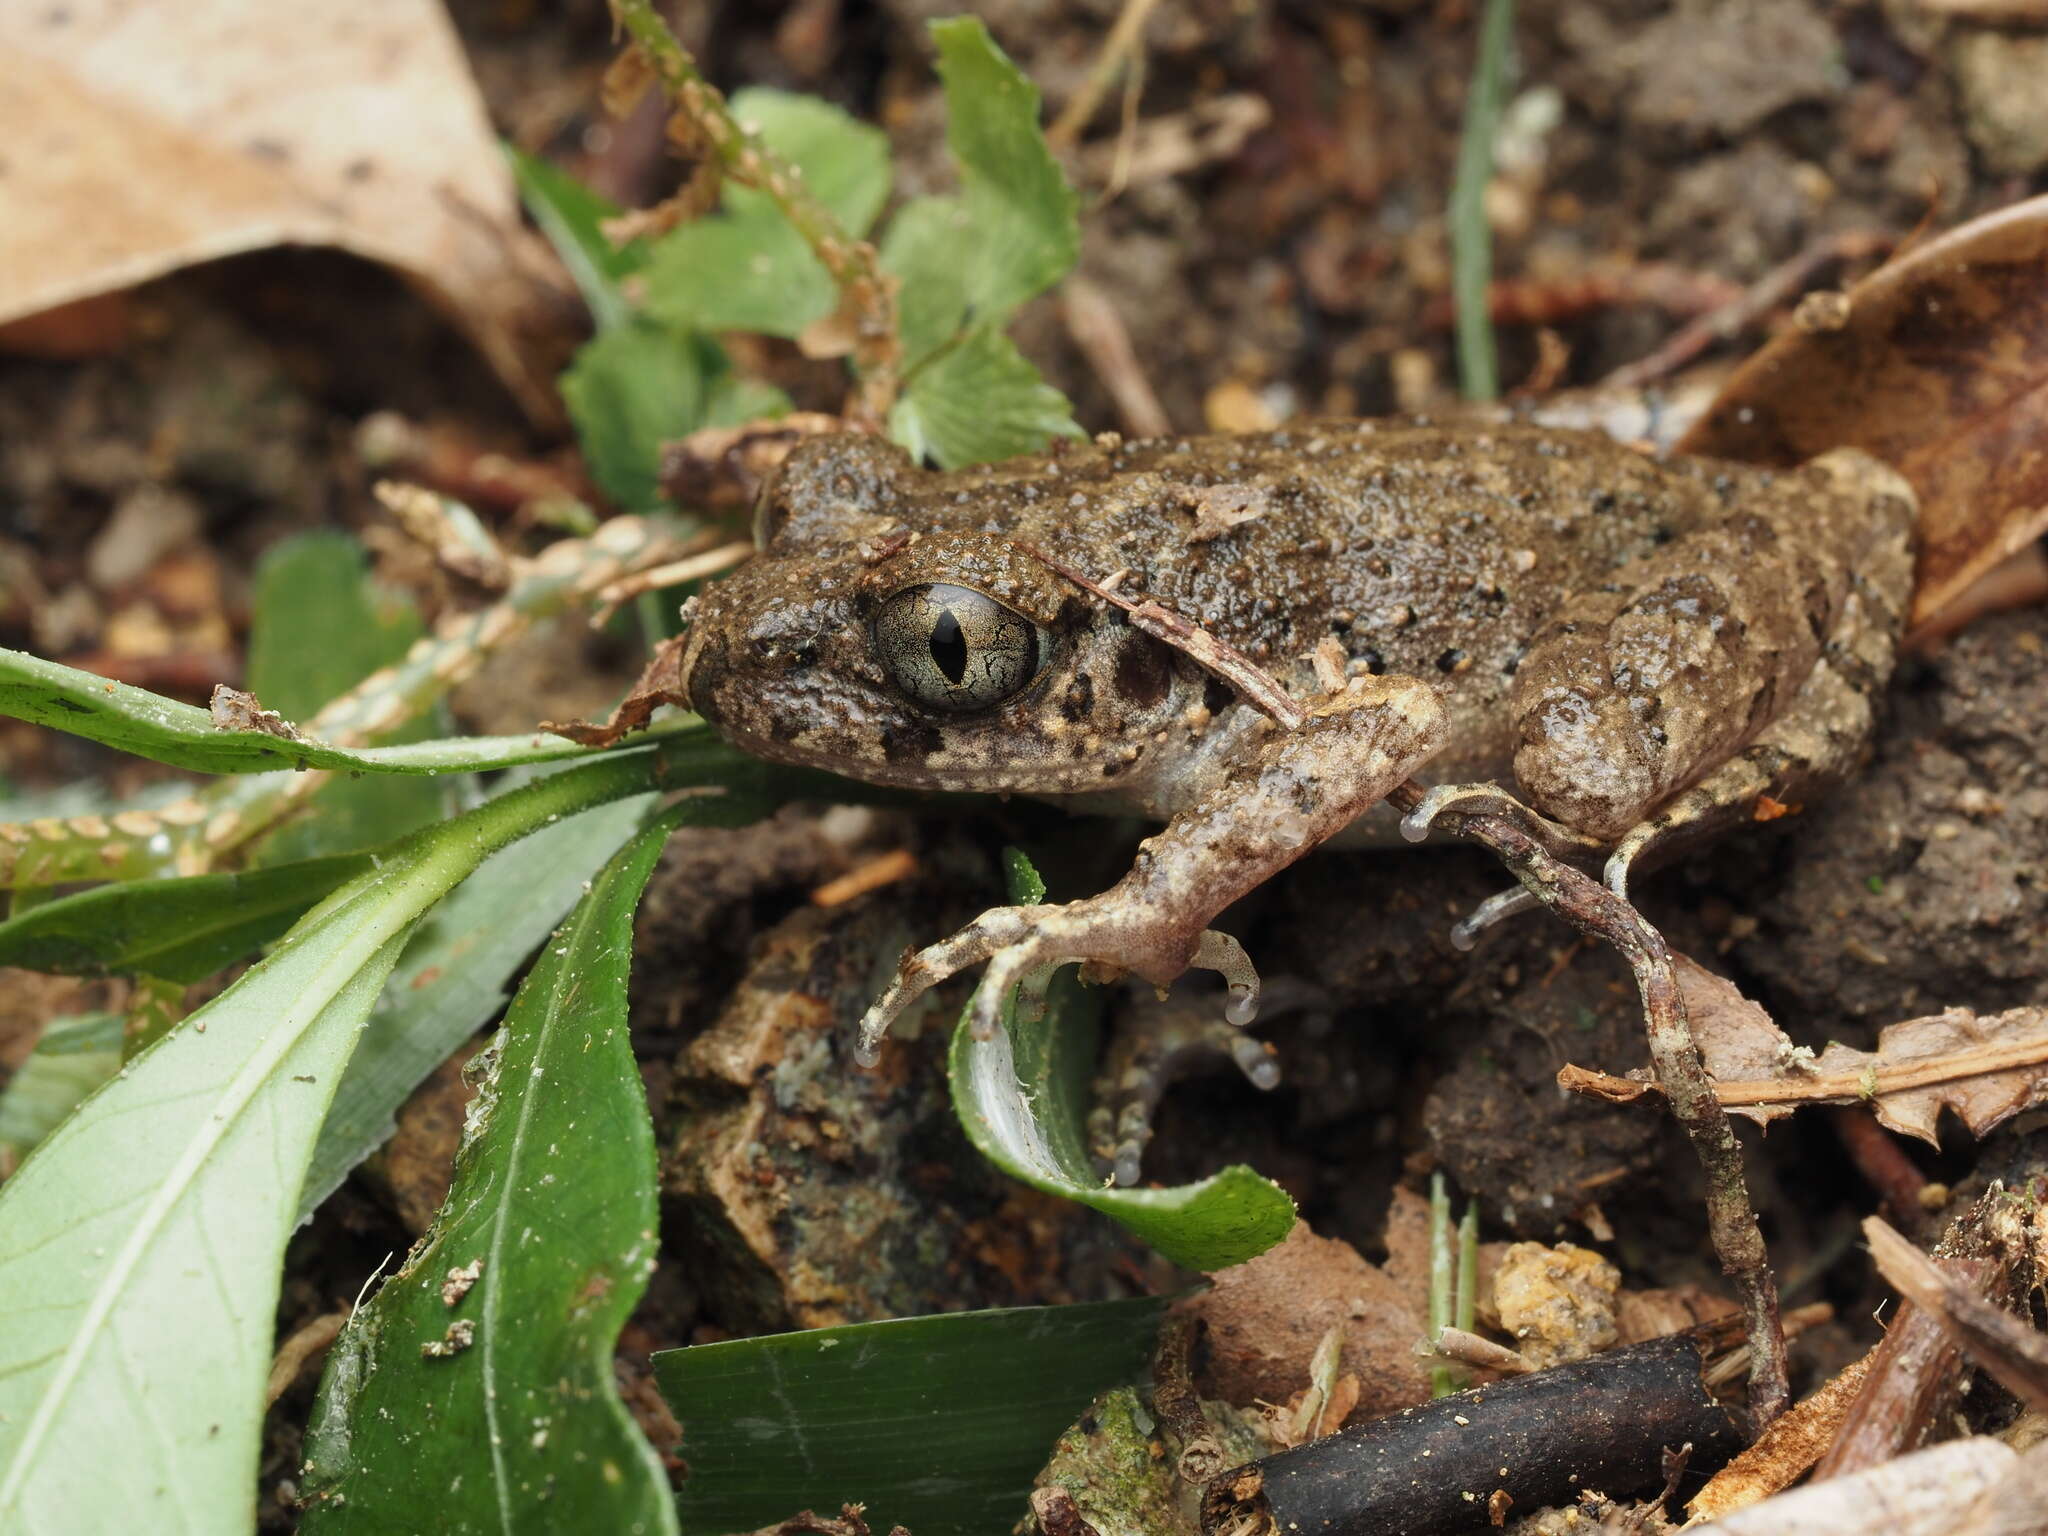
1200, 1334, 1743, 1536
1387, 779, 1790, 1426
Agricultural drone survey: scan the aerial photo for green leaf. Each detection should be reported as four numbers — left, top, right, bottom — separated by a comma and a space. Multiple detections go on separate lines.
505, 144, 642, 333
300, 811, 688, 1535
640, 89, 890, 339
561, 320, 712, 511
888, 323, 1084, 469
729, 88, 894, 236
245, 532, 451, 864
0, 746, 686, 1533
655, 1297, 1168, 1535
702, 371, 794, 429
878, 193, 977, 366
949, 849, 1295, 1270
879, 18, 1079, 365
0, 853, 369, 982
0, 646, 697, 775
0, 1013, 122, 1165
932, 18, 1078, 315
294, 787, 657, 1222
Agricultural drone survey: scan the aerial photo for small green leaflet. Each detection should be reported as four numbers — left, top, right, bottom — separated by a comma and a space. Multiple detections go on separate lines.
890, 322, 1084, 469
505, 142, 643, 333
641, 88, 890, 339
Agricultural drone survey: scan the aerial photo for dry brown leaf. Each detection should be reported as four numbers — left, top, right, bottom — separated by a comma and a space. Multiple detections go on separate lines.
1796, 1008, 2048, 1145
1677, 194, 2048, 631
1671, 956, 1802, 1128
0, 0, 561, 420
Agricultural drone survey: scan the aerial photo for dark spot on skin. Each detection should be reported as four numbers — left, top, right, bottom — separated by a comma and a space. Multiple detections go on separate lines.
1203, 677, 1234, 716
1437, 649, 1466, 673
1357, 648, 1385, 675
1061, 672, 1095, 722
881, 721, 943, 764
1113, 636, 1171, 709
1501, 646, 1524, 677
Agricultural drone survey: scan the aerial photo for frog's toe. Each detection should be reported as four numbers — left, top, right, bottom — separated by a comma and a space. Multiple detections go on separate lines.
1088, 992, 1284, 1187
1400, 781, 1603, 862
855, 905, 1035, 1065
1449, 886, 1541, 950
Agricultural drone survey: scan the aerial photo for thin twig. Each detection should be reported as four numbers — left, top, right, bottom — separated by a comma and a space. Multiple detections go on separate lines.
608, 0, 901, 425
1598, 230, 1894, 392
1561, 1031, 2048, 1110
1045, 0, 1165, 149
1389, 778, 1789, 1426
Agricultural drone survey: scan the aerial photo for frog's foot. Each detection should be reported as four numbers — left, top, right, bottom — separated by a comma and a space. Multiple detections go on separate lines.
1089, 988, 1285, 1187
853, 901, 1261, 1066
1399, 781, 1605, 864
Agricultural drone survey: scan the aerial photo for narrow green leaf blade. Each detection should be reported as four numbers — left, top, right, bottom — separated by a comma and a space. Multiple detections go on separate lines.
0, 750, 674, 1534
949, 850, 1295, 1271
0, 1013, 122, 1164
0, 853, 369, 981
888, 323, 1084, 468
505, 144, 641, 333
0, 646, 697, 773
301, 812, 687, 1535
295, 790, 655, 1222
655, 1298, 1167, 1535
930, 17, 1079, 320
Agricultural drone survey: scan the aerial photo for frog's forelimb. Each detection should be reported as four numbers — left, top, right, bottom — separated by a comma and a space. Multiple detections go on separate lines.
853, 674, 1448, 1063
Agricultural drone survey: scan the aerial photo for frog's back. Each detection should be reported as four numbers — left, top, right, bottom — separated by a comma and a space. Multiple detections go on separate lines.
919, 419, 1752, 760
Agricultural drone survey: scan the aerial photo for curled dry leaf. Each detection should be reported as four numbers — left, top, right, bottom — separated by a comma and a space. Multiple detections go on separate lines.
0, 0, 561, 420
1677, 194, 2048, 633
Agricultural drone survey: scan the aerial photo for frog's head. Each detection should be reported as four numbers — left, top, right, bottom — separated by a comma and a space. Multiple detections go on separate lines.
677, 434, 1194, 794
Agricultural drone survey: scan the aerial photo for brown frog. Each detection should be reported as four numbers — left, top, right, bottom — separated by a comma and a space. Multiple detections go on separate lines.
674, 420, 1916, 1062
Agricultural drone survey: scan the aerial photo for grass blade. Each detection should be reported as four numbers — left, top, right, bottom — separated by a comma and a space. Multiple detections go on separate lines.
655, 1297, 1168, 1535
1450, 0, 1513, 401
0, 647, 693, 776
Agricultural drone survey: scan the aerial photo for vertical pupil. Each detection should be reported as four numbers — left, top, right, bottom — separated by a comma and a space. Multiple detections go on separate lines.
929, 606, 969, 684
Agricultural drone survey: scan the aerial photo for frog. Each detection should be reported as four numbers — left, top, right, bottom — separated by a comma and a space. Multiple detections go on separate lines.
672, 418, 1917, 1068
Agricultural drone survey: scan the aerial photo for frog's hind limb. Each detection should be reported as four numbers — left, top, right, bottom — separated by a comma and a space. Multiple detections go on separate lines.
1506, 448, 1915, 858
1602, 529, 1911, 897
854, 674, 1449, 1063
1407, 516, 1910, 933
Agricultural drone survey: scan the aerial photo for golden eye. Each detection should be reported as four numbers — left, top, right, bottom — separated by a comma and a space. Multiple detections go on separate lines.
874, 583, 1044, 712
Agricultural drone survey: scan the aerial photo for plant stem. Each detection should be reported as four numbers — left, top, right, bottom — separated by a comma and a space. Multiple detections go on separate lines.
608, 0, 902, 424
1429, 1172, 1457, 1398
1450, 0, 1513, 401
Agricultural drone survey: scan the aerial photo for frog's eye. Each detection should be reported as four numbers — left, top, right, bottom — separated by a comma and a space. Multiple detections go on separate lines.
874, 583, 1044, 712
